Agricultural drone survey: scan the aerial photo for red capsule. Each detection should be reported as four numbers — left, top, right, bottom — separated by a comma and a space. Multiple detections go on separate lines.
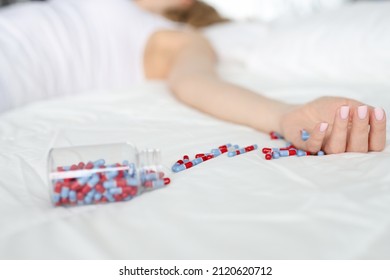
184, 162, 194, 168
57, 166, 65, 172
220, 147, 228, 153
114, 194, 123, 202
77, 193, 85, 201
218, 144, 231, 150
262, 148, 272, 154
81, 185, 92, 195
70, 181, 82, 191
85, 162, 94, 169
115, 178, 126, 188
265, 154, 273, 160
183, 155, 189, 161
128, 187, 138, 196
195, 153, 205, 158
70, 164, 78, 171
164, 178, 171, 185
288, 150, 297, 156
54, 182, 62, 193
95, 184, 105, 194
61, 198, 70, 205
244, 145, 256, 152
77, 162, 85, 169
176, 159, 184, 165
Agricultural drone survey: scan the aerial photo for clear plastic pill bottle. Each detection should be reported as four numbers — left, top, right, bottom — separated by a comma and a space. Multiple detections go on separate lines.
48, 143, 170, 207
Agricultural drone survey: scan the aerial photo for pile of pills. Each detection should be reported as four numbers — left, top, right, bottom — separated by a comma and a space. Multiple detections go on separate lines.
52, 159, 170, 207
262, 130, 325, 160
172, 130, 326, 170
172, 144, 258, 173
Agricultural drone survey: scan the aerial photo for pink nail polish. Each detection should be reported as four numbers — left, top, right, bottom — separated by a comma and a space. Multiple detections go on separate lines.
358, 105, 368, 120
320, 122, 329, 132
374, 107, 384, 121
340, 106, 350, 120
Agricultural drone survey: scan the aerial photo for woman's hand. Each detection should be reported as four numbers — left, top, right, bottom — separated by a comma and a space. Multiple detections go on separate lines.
280, 97, 387, 154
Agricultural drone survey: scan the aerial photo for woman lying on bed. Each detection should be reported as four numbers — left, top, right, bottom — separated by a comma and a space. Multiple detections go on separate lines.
0, 0, 386, 155
139, 0, 387, 155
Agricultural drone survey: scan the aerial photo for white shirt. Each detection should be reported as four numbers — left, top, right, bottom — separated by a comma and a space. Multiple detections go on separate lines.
0, 0, 177, 112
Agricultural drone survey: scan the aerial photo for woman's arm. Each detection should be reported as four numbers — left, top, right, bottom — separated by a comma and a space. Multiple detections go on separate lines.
145, 30, 387, 154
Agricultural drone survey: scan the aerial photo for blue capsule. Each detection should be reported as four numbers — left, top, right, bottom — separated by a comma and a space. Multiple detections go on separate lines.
94, 159, 105, 168
297, 150, 307, 157
69, 191, 77, 202
103, 180, 116, 189
105, 171, 119, 180
317, 151, 325, 156
84, 196, 93, 205
279, 150, 289, 157
193, 158, 203, 165
142, 173, 159, 181
126, 177, 138, 186
211, 149, 222, 157
104, 193, 115, 203
94, 193, 103, 201
77, 176, 90, 186
144, 179, 165, 189
86, 189, 96, 199
172, 164, 186, 173
52, 193, 60, 203
108, 188, 122, 195
60, 187, 70, 198
301, 130, 310, 141
87, 173, 100, 187
272, 152, 281, 159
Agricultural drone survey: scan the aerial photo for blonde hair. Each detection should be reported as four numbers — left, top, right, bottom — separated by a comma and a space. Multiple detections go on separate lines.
164, 0, 229, 28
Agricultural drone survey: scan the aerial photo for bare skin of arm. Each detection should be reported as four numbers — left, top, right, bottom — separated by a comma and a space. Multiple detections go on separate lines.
144, 30, 387, 154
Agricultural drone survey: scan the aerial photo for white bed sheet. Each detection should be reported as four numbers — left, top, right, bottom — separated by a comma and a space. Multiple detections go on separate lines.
0, 73, 389, 260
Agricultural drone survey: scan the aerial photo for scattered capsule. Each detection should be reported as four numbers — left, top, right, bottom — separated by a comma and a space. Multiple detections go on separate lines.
262, 148, 272, 154
297, 150, 311, 157
228, 144, 258, 157
279, 149, 297, 157
270, 131, 284, 140
317, 151, 325, 156
273, 152, 281, 159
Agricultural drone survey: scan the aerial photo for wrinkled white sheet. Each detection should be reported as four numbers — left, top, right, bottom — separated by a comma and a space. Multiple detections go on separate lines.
0, 76, 389, 260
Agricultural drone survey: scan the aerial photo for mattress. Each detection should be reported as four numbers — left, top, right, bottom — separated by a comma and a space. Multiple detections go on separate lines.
0, 74, 389, 259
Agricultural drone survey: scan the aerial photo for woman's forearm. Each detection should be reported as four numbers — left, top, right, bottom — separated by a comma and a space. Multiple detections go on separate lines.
168, 32, 291, 133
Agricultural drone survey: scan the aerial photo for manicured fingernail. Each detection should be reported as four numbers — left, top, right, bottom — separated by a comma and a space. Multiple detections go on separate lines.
340, 106, 350, 120
358, 105, 368, 120
374, 107, 384, 121
320, 122, 329, 132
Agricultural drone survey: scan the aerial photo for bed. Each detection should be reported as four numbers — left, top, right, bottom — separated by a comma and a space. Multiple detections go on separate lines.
0, 0, 389, 259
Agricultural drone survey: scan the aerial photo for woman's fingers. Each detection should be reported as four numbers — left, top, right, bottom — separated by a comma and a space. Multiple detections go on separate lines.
284, 104, 386, 155
346, 105, 369, 153
323, 106, 350, 154
368, 107, 387, 152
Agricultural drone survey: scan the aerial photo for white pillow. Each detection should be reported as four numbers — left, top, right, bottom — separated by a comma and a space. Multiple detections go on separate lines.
203, 21, 269, 67
203, 0, 350, 22
247, 1, 390, 86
